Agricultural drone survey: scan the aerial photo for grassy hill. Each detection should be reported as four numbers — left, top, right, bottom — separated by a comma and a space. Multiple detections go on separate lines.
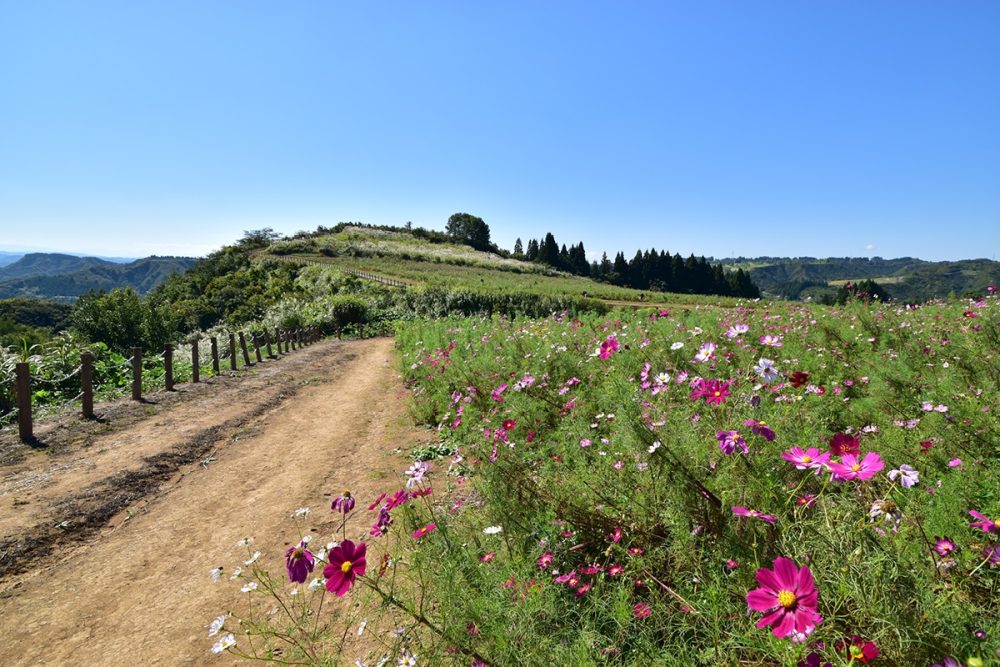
259, 225, 747, 307
0, 254, 197, 302
721, 256, 999, 302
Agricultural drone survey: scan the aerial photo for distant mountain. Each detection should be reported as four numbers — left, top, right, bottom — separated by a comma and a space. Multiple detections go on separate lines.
720, 256, 1000, 303
0, 252, 24, 268
0, 253, 197, 302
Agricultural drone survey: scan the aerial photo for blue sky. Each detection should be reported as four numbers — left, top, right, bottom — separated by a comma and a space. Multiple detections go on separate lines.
1, 2, 998, 261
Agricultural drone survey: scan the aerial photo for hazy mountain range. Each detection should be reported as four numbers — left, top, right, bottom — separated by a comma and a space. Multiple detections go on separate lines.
0, 253, 197, 302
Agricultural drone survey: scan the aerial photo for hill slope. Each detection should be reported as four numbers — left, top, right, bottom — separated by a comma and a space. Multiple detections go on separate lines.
721, 256, 999, 302
0, 254, 197, 301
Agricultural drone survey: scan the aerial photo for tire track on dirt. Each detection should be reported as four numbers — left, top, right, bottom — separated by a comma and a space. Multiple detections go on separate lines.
0, 337, 431, 666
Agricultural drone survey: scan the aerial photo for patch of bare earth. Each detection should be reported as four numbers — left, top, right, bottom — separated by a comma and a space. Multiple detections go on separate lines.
0, 337, 432, 665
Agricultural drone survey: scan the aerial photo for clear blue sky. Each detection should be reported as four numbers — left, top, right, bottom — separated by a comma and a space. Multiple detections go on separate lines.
2, 1, 998, 261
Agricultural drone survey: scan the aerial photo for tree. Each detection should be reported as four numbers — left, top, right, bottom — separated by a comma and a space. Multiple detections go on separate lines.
540, 233, 560, 267
446, 213, 491, 251
513, 238, 523, 257
526, 239, 539, 261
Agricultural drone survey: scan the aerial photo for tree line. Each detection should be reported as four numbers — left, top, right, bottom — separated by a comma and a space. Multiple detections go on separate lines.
510, 232, 759, 298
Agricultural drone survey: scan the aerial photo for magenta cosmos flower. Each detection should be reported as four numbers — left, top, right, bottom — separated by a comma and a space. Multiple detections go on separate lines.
781, 447, 831, 474
968, 510, 999, 534
732, 506, 777, 525
717, 430, 748, 455
331, 490, 355, 514
828, 452, 884, 481
746, 556, 822, 639
691, 378, 732, 405
323, 539, 366, 597
285, 541, 315, 583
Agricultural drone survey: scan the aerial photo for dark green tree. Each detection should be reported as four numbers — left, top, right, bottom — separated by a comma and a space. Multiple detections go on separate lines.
446, 213, 492, 251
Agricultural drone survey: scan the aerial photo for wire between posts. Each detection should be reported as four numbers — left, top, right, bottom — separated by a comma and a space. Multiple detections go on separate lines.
32, 364, 84, 386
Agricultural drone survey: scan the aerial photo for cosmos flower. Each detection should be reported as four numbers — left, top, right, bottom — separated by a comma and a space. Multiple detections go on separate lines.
781, 447, 830, 473
754, 358, 779, 384
332, 490, 356, 514
887, 464, 919, 488
746, 556, 822, 639
828, 433, 860, 456
969, 510, 999, 534
732, 506, 777, 525
323, 539, 367, 597
828, 452, 884, 481
717, 430, 748, 455
285, 540, 316, 583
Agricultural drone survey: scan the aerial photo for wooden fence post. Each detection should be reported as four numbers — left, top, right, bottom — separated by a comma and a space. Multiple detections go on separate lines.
164, 344, 174, 391
210, 336, 220, 375
191, 339, 200, 383
81, 351, 94, 419
229, 334, 238, 371
289, 330, 296, 351
265, 330, 275, 359
239, 332, 252, 366
273, 327, 282, 356
132, 347, 143, 401
252, 333, 263, 363
15, 362, 32, 441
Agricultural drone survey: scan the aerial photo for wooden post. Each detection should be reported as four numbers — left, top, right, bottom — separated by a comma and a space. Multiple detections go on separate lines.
132, 347, 143, 401
239, 331, 252, 366
273, 327, 282, 356
210, 336, 220, 374
164, 344, 174, 391
15, 362, 32, 441
81, 351, 94, 419
191, 339, 200, 383
252, 332, 263, 363
265, 330, 275, 359
228, 333, 238, 371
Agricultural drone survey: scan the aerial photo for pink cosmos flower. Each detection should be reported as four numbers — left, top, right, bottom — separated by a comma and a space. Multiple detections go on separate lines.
598, 335, 620, 359
969, 510, 999, 534
490, 383, 508, 402
759, 334, 784, 347
781, 447, 831, 473
746, 556, 822, 639
732, 506, 777, 525
575, 582, 592, 597
744, 419, 776, 441
828, 433, 860, 456
609, 526, 623, 543
691, 378, 731, 405
717, 430, 748, 455
323, 539, 366, 597
828, 452, 884, 481
607, 564, 624, 577
932, 537, 956, 557
411, 523, 437, 539
284, 541, 315, 583
536, 552, 554, 569
632, 602, 651, 619
331, 490, 355, 514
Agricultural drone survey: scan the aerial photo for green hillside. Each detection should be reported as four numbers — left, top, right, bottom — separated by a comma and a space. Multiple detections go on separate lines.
0, 254, 197, 301
722, 256, 999, 302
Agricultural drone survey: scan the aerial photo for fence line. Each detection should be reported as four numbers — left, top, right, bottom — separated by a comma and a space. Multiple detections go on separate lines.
249, 251, 412, 288
4, 325, 324, 442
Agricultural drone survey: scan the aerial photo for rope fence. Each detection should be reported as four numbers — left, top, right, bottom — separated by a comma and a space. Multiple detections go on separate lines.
1, 325, 324, 442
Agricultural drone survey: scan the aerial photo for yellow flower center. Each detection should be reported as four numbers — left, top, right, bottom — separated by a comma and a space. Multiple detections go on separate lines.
851, 463, 861, 472
291, 547, 303, 559
713, 391, 721, 397
802, 455, 812, 463
341, 560, 353, 573
343, 490, 351, 498
777, 590, 796, 608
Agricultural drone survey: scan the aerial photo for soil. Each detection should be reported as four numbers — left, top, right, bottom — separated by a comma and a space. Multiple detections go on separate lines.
0, 337, 432, 666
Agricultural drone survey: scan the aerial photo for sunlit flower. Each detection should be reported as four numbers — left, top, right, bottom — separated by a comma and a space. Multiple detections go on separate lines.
746, 556, 822, 639
632, 602, 651, 618
411, 523, 437, 539
732, 506, 777, 525
828, 452, 884, 481
285, 540, 316, 583
332, 490, 356, 514
537, 552, 554, 569
717, 430, 748, 455
781, 447, 830, 473
828, 433, 860, 456
323, 539, 367, 596
483, 525, 503, 535
969, 510, 999, 534
932, 536, 956, 557
754, 358, 779, 384
887, 464, 919, 488
211, 633, 236, 654
744, 419, 775, 441
207, 614, 226, 637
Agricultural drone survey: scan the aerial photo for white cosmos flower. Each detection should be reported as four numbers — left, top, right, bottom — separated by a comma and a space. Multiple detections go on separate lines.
293, 507, 311, 518
483, 525, 503, 535
208, 614, 226, 637
209, 567, 223, 583
244, 551, 261, 565
308, 577, 325, 591
229, 566, 242, 580
236, 537, 254, 547
211, 633, 236, 654
240, 582, 258, 593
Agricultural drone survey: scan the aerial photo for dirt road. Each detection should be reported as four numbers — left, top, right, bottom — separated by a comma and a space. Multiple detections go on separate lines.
0, 337, 427, 665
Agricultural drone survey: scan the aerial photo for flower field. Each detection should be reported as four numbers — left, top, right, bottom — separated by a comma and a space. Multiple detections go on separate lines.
216, 294, 999, 666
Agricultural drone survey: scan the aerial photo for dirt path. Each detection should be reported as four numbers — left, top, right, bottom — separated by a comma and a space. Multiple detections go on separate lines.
0, 337, 429, 666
